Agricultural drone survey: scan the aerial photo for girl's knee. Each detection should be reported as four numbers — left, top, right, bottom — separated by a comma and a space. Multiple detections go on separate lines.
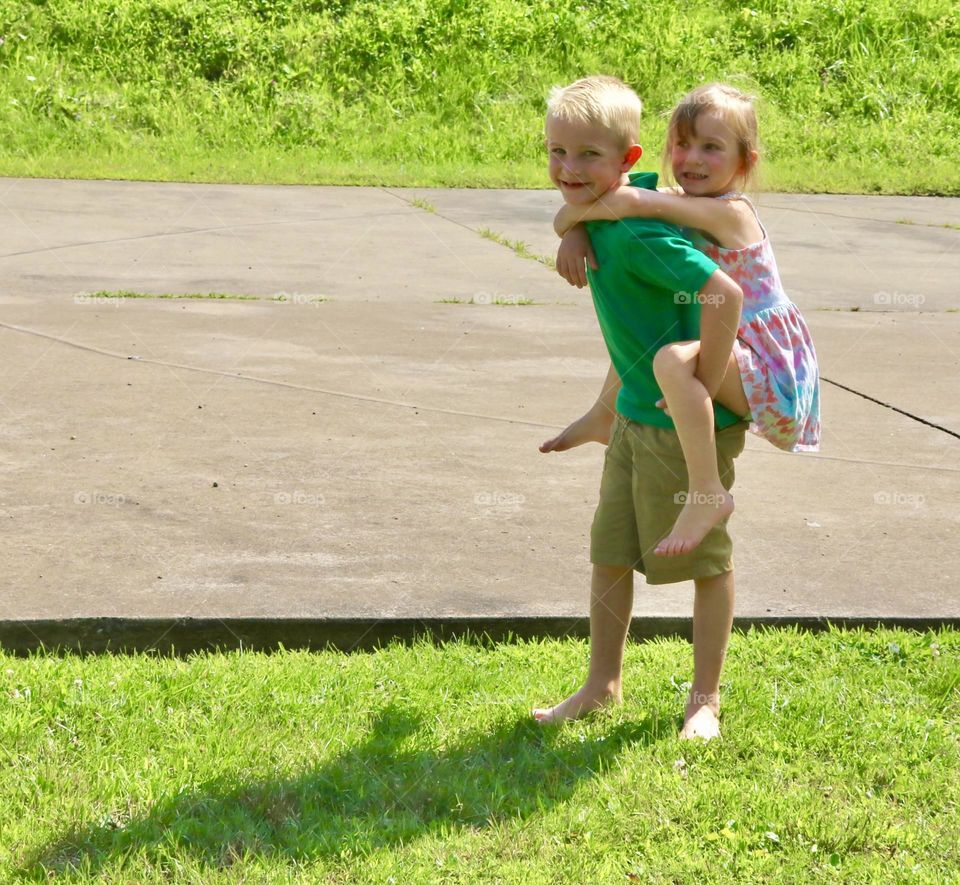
653, 342, 687, 380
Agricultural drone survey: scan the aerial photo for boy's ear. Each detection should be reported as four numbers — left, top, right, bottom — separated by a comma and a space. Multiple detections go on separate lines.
622, 144, 643, 170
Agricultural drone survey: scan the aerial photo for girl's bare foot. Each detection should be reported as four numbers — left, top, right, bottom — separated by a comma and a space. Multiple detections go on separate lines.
680, 690, 721, 741
532, 684, 620, 725
540, 407, 612, 453
654, 488, 734, 557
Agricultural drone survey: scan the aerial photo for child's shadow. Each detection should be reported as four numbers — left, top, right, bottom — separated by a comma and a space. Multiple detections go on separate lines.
28, 705, 669, 876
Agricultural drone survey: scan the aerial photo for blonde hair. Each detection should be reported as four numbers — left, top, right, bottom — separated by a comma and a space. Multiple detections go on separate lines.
662, 83, 761, 188
546, 76, 643, 149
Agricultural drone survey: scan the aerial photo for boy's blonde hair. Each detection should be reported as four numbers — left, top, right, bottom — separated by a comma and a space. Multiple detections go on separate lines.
663, 83, 761, 187
546, 76, 643, 149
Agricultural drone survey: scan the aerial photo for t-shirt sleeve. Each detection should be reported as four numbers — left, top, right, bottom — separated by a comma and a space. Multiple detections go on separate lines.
617, 225, 719, 300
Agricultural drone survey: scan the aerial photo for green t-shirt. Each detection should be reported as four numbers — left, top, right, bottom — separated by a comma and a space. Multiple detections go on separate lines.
586, 171, 743, 430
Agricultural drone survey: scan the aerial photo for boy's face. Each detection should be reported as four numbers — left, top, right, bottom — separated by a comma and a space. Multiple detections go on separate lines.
545, 116, 640, 206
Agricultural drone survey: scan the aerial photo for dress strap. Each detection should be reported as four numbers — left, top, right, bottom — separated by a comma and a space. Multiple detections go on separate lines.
716, 191, 767, 240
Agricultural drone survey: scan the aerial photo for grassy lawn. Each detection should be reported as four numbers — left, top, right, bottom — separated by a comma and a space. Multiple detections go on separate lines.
1, 0, 958, 194
2, 626, 958, 882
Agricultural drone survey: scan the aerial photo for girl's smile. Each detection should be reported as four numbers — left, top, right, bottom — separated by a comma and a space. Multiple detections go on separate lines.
670, 112, 747, 197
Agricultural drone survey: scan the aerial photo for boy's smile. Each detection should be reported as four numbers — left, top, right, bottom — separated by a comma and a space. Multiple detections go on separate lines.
545, 116, 641, 206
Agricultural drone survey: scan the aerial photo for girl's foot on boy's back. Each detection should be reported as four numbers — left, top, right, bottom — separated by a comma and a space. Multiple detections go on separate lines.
540, 407, 612, 453
654, 488, 734, 557
532, 684, 621, 724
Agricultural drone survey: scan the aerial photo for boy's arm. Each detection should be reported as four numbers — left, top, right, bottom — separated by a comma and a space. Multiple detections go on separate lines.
696, 269, 743, 397
556, 224, 598, 288
555, 187, 737, 242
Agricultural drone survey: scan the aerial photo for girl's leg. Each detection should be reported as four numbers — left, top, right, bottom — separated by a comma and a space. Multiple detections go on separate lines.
533, 563, 634, 724
652, 341, 749, 557
681, 570, 736, 740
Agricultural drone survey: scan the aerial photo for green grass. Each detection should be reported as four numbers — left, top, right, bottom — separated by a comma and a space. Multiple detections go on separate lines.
477, 228, 555, 268
2, 626, 959, 882
896, 218, 960, 231
437, 295, 538, 305
79, 290, 328, 303
439, 295, 575, 306
1, 0, 958, 194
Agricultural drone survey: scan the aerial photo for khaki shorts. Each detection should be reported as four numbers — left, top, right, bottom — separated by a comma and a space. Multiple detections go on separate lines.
590, 413, 748, 585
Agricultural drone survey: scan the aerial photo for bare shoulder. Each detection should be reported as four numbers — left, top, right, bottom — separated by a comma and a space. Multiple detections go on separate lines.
723, 198, 764, 248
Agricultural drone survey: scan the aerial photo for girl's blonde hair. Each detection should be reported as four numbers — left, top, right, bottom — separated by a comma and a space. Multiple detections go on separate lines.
662, 83, 761, 189
546, 75, 643, 150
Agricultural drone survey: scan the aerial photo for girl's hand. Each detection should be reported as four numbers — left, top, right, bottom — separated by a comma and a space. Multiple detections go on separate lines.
556, 225, 598, 288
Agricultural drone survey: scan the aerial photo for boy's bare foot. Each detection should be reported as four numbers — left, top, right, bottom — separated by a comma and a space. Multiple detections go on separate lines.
540, 408, 612, 453
680, 691, 721, 741
654, 488, 734, 557
532, 684, 620, 725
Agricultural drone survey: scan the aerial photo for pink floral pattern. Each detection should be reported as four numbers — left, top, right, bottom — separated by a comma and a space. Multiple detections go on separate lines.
692, 198, 821, 452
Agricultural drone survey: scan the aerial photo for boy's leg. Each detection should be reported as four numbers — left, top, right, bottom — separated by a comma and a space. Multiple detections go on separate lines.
540, 361, 622, 453
533, 562, 634, 724
652, 343, 749, 557
681, 569, 735, 740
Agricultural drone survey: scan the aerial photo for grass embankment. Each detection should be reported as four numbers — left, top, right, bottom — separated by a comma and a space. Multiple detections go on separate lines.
2, 626, 959, 882
1, 0, 958, 193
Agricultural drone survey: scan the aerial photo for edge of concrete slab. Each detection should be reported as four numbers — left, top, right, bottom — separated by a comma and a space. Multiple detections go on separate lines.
1, 616, 957, 656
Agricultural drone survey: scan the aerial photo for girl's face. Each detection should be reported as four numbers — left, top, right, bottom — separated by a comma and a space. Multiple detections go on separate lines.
670, 112, 748, 197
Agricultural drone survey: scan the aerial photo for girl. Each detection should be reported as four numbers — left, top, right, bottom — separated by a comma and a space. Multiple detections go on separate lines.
544, 83, 821, 556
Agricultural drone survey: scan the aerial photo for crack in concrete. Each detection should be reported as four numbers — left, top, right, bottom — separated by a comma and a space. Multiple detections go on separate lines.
2, 320, 958, 472
821, 376, 960, 441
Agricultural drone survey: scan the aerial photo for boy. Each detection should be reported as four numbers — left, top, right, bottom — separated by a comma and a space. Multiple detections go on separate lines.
534, 76, 748, 740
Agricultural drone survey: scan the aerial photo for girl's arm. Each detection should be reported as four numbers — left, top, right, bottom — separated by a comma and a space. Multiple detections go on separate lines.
554, 187, 738, 242
554, 187, 654, 236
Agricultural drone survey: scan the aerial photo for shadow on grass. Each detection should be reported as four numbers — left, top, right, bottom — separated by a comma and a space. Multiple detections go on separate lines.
26, 703, 668, 877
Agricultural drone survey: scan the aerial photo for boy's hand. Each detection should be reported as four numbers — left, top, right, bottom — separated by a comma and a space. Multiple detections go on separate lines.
655, 397, 672, 417
556, 225, 598, 289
